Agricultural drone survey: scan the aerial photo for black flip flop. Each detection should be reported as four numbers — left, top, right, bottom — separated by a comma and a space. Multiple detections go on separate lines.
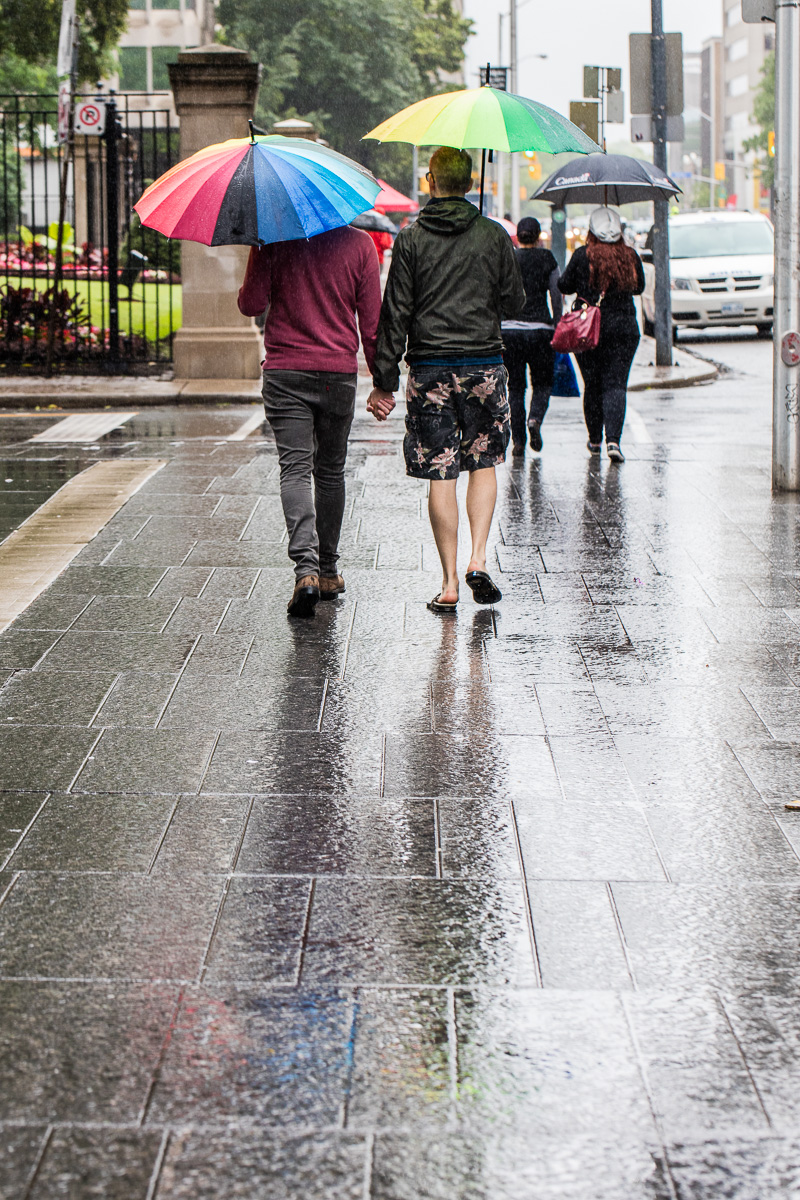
465, 570, 502, 605
427, 594, 458, 613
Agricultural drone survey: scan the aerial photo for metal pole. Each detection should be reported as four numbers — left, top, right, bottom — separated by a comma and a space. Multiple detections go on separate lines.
105, 92, 120, 365
772, 0, 800, 490
551, 205, 567, 272
650, 0, 672, 366
412, 144, 419, 210
509, 0, 520, 223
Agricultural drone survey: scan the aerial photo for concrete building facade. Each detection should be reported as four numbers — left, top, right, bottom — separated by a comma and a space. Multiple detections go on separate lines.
721, 0, 772, 210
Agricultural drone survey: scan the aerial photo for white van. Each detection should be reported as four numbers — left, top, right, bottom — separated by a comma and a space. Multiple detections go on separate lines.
642, 210, 774, 338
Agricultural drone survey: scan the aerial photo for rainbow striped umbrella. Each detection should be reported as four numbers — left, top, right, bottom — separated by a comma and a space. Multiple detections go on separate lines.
364, 85, 600, 210
134, 131, 381, 247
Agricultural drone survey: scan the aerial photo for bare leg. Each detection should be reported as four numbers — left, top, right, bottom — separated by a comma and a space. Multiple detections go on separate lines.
428, 479, 459, 603
465, 466, 497, 573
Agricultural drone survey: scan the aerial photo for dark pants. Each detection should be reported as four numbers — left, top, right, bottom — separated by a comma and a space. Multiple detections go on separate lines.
502, 328, 555, 446
262, 369, 356, 580
576, 331, 639, 445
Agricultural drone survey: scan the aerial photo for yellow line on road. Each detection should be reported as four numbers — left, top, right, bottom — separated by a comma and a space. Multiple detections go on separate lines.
0, 458, 166, 631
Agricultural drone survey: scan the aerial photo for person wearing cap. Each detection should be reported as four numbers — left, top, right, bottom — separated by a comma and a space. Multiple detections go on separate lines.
557, 207, 645, 463
501, 216, 562, 455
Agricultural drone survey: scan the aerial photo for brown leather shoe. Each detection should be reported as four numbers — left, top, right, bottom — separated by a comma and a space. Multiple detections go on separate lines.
287, 574, 320, 619
319, 574, 345, 601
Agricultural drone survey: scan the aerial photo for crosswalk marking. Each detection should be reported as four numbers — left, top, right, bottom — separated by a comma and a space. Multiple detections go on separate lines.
29, 412, 137, 443
228, 410, 266, 440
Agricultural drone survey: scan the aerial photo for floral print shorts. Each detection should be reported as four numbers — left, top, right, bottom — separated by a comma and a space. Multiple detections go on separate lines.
403, 363, 510, 480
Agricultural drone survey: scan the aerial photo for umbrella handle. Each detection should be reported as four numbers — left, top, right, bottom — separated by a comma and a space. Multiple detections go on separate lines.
248, 119, 256, 144
480, 147, 486, 216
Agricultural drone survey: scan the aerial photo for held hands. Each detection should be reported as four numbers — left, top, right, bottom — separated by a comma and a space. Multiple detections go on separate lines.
366, 387, 396, 422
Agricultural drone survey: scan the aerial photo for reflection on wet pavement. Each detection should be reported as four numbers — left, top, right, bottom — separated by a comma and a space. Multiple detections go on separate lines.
2, 347, 800, 1196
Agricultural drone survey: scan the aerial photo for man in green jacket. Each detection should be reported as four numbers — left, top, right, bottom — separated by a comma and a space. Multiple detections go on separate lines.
367, 146, 525, 612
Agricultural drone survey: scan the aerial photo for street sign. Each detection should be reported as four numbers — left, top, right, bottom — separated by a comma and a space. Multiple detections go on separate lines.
781, 331, 800, 367
569, 101, 598, 144
57, 81, 71, 146
629, 33, 684, 116
742, 0, 775, 21
74, 100, 107, 136
479, 67, 508, 90
630, 114, 685, 142
583, 66, 599, 98
606, 89, 624, 123
57, 0, 76, 77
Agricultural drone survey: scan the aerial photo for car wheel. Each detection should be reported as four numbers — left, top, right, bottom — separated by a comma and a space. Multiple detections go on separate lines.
756, 323, 773, 339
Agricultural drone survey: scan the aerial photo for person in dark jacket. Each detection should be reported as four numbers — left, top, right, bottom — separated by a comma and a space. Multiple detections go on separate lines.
501, 216, 562, 455
366, 146, 525, 613
557, 207, 645, 463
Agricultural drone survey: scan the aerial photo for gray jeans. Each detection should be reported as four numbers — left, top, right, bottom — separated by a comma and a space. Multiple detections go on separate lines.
262, 369, 356, 580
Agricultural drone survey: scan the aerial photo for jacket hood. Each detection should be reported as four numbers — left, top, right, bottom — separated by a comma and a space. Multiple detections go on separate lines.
417, 197, 481, 236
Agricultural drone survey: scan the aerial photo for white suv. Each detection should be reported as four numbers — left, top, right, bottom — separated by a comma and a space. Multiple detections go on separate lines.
642, 210, 774, 338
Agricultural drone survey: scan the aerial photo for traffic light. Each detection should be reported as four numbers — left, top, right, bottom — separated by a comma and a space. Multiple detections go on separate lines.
768, 130, 775, 157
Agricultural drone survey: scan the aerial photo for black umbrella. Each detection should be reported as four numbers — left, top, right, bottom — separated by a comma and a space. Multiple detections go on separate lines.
351, 209, 398, 233
531, 153, 681, 206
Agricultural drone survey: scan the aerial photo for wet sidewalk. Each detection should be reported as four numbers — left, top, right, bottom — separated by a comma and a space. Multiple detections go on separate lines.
2, 357, 800, 1198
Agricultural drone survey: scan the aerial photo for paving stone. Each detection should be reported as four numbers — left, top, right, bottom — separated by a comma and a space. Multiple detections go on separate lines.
742, 686, 800, 739
666, 1138, 800, 1200
0, 726, 97, 791
203, 876, 310, 982
159, 675, 323, 732
160, 596, 231, 634
71, 595, 180, 633
515, 798, 666, 882
372, 1133, 671, 1200
157, 1130, 368, 1200
237, 795, 435, 877
148, 566, 214, 598
383, 733, 560, 801
0, 873, 223, 979
0, 1125, 45, 1197
347, 988, 450, 1127
28, 1128, 163, 1199
0, 981, 178, 1121
456, 990, 655, 1138
0, 629, 62, 669
147, 986, 353, 1125
625, 991, 770, 1140
8, 793, 174, 872
611, 882, 800, 989
38, 631, 197, 674
151, 794, 251, 873
73, 728, 218, 794
91, 672, 178, 727
0, 670, 117, 726
11, 592, 93, 630
202, 731, 383, 795
0, 791, 48, 867
302, 879, 536, 986
48, 566, 167, 596
437, 795, 520, 879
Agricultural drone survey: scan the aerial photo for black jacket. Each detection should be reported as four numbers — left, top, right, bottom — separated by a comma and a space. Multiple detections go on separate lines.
372, 197, 525, 392
558, 243, 645, 340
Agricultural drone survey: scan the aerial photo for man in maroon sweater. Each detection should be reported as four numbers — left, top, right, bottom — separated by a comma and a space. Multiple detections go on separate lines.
238, 225, 381, 618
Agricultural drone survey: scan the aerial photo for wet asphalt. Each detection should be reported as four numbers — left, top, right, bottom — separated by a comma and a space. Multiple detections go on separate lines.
2, 331, 800, 1197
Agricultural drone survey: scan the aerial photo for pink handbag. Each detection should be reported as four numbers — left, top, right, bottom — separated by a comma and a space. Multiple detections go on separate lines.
551, 296, 603, 353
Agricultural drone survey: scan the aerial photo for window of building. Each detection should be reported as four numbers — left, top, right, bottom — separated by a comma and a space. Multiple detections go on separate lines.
128, 0, 146, 9
727, 37, 748, 61
764, 32, 774, 51
118, 46, 147, 91
727, 74, 749, 97
725, 4, 741, 25
151, 45, 181, 90
151, 0, 181, 9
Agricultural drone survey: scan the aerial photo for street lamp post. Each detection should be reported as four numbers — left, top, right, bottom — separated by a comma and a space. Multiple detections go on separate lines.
650, 0, 673, 367
772, 0, 800, 490
509, 0, 520, 223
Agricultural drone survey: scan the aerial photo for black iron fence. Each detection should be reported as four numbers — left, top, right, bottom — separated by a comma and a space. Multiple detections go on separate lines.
0, 92, 180, 374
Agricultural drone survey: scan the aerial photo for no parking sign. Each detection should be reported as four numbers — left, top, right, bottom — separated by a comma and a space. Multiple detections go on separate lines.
74, 100, 107, 136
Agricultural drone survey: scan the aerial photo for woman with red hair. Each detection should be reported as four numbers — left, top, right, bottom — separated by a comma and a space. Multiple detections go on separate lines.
557, 208, 645, 462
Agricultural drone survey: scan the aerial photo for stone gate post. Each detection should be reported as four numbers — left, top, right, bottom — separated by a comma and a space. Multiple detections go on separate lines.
168, 45, 263, 380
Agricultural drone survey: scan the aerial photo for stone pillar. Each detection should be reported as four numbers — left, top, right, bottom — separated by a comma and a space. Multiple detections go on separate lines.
168, 45, 263, 380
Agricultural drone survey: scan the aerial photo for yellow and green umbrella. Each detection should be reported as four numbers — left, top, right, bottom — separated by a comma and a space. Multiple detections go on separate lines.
364, 84, 601, 211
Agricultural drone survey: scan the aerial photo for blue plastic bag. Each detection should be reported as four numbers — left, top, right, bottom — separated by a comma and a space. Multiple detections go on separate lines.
552, 351, 580, 398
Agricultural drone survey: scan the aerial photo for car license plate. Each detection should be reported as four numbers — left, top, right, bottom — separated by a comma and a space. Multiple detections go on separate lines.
721, 302, 745, 316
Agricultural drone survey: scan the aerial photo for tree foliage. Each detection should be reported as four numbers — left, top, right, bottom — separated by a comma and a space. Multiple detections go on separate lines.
0, 0, 129, 84
743, 50, 774, 191
217, 0, 472, 182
